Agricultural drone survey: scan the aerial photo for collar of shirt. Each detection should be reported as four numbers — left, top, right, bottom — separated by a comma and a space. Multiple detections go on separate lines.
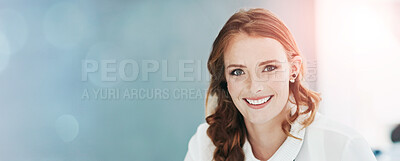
242, 114, 307, 161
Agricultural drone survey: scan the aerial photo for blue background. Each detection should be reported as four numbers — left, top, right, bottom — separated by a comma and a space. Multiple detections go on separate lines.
0, 0, 315, 160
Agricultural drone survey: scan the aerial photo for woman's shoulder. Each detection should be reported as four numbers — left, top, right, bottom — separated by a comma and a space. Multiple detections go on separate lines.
184, 123, 215, 161
297, 113, 376, 161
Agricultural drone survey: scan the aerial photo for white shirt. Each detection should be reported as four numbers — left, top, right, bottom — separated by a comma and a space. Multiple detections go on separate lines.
184, 113, 377, 161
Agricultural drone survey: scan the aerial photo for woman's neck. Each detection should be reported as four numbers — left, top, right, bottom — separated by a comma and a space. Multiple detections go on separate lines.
245, 108, 291, 161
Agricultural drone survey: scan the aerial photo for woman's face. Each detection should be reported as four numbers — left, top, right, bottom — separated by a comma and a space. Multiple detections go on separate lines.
224, 34, 294, 124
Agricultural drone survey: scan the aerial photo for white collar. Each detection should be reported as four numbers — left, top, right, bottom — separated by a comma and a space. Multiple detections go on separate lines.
242, 116, 307, 161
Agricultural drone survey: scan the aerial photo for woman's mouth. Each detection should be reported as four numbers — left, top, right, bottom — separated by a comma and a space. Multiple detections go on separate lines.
243, 95, 274, 109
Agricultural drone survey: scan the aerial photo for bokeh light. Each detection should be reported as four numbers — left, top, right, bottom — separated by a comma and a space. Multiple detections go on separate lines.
43, 2, 94, 49
0, 9, 28, 54
55, 114, 79, 143
0, 31, 11, 73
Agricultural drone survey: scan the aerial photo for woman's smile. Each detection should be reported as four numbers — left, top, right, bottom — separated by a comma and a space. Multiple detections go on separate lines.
243, 95, 274, 109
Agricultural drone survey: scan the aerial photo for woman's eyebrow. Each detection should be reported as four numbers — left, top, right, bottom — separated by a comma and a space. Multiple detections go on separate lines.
226, 59, 280, 69
259, 59, 279, 66
226, 64, 246, 69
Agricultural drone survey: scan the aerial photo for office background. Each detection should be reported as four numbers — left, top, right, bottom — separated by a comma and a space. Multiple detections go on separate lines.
0, 0, 399, 160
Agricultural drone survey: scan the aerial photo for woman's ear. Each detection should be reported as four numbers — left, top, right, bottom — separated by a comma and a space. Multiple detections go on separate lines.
290, 56, 302, 76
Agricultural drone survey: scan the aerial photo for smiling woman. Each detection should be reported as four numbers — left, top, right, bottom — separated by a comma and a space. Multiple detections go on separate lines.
224, 35, 301, 126
184, 8, 377, 161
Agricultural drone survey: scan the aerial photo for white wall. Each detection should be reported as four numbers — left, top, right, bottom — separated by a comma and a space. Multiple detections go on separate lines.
315, 0, 400, 149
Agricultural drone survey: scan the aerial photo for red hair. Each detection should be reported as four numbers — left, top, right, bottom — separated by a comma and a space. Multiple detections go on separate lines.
205, 8, 321, 161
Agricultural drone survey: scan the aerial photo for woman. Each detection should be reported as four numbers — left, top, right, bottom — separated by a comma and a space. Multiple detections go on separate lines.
185, 8, 376, 161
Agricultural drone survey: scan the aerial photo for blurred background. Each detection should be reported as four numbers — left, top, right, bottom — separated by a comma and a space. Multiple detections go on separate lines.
0, 0, 399, 160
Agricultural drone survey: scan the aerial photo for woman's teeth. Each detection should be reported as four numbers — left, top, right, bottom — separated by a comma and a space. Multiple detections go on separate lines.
245, 96, 272, 105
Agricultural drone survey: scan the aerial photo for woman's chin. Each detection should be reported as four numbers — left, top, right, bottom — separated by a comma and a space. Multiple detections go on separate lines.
246, 114, 275, 125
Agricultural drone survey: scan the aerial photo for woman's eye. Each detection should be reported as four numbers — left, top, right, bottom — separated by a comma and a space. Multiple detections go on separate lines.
264, 65, 277, 72
230, 69, 245, 76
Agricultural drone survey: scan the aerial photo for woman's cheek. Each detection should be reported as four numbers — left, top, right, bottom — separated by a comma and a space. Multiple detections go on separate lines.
268, 72, 290, 93
227, 79, 242, 98
268, 69, 289, 82
227, 80, 236, 96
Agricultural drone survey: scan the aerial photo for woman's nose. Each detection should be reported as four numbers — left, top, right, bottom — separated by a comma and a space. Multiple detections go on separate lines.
247, 74, 264, 94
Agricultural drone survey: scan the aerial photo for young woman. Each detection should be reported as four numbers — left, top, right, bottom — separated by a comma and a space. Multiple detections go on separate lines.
185, 8, 376, 161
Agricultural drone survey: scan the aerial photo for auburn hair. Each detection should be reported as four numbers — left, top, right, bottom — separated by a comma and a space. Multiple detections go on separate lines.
205, 8, 321, 161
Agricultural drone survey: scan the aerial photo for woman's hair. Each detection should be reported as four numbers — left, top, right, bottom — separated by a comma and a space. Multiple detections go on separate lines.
205, 8, 321, 161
